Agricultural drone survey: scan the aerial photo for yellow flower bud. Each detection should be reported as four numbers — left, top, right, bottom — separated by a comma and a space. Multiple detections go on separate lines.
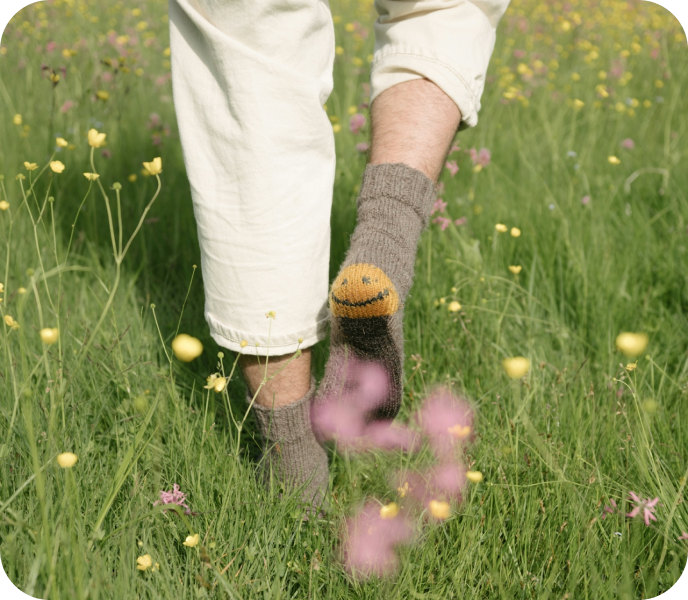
213, 377, 227, 393
466, 471, 483, 483
615, 332, 648, 357
40, 327, 59, 344
379, 502, 399, 520
510, 227, 521, 237
0, 201, 9, 211
240, 340, 248, 348
608, 156, 621, 165
56, 452, 78, 468
502, 356, 530, 378
429, 500, 450, 520
448, 301, 461, 313
495, 223, 508, 233
171, 334, 203, 362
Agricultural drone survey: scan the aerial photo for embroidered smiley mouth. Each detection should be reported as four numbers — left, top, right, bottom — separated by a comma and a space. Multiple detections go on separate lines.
331, 288, 391, 309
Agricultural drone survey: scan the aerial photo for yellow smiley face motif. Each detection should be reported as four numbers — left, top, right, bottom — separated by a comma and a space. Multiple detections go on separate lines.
329, 264, 399, 319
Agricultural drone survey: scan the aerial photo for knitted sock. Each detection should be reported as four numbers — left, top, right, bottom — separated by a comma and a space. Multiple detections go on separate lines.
251, 376, 329, 510
317, 163, 435, 420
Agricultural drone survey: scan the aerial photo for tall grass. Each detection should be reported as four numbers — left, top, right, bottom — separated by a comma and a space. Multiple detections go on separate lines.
1, 0, 687, 598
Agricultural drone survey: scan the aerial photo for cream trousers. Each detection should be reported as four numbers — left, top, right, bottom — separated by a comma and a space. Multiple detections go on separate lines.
168, 0, 510, 356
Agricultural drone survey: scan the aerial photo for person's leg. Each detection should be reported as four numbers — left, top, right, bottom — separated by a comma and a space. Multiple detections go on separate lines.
168, 0, 335, 507
317, 1, 509, 419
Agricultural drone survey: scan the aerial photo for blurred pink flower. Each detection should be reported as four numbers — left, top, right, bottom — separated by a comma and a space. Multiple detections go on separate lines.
355, 142, 369, 153
60, 100, 74, 114
650, 47, 660, 60
46, 41, 57, 53
513, 49, 526, 59
620, 138, 635, 150
436, 181, 445, 195
349, 113, 366, 134
154, 483, 191, 515
431, 198, 447, 215
101, 149, 112, 159
432, 216, 451, 231
601, 498, 617, 519
626, 492, 659, 526
416, 389, 473, 458
454, 217, 467, 226
449, 143, 460, 154
403, 464, 467, 507
102, 72, 113, 83
342, 502, 413, 577
610, 60, 625, 78
311, 358, 389, 447
581, 195, 591, 205
364, 421, 419, 452
678, 532, 688, 541
445, 160, 459, 177
470, 148, 491, 168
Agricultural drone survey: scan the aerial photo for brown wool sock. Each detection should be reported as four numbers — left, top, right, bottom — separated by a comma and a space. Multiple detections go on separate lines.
317, 163, 436, 420
251, 376, 329, 509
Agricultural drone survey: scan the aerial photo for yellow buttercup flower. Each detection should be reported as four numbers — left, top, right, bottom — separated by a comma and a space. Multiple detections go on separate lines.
17, 287, 26, 294
24, 162, 38, 171
56, 137, 68, 148
510, 227, 521, 237
573, 99, 585, 109
49, 161, 65, 173
171, 334, 203, 362
0, 201, 9, 211
608, 156, 621, 165
429, 500, 450, 520
466, 471, 484, 483
183, 534, 200, 548
397, 482, 410, 498
13, 114, 22, 125
40, 328, 59, 344
502, 357, 530, 378
83, 173, 100, 181
4, 315, 19, 330
448, 301, 461, 312
379, 502, 399, 520
615, 332, 648, 357
136, 554, 153, 571
204, 374, 227, 393
625, 362, 637, 371
508, 265, 522, 274
143, 157, 162, 176
56, 452, 78, 468
128, 174, 137, 182
448, 424, 471, 439
240, 340, 248, 348
87, 129, 107, 148
96, 90, 110, 101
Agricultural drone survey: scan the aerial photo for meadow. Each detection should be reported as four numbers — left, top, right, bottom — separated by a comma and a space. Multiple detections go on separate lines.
1, 0, 687, 598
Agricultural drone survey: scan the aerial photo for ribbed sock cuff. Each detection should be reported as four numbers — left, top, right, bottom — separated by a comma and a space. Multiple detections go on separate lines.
251, 376, 317, 444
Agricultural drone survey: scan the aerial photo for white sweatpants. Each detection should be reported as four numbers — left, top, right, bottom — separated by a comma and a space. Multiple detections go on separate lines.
168, 0, 510, 356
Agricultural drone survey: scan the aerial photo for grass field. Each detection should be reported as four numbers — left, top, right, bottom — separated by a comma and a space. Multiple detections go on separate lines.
1, 0, 687, 598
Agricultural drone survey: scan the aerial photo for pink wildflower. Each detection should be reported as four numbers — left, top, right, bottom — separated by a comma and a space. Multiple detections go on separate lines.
341, 502, 413, 578
349, 113, 366, 135
60, 100, 74, 114
445, 160, 459, 177
620, 138, 635, 150
46, 41, 57, 53
601, 498, 617, 519
626, 491, 659, 526
416, 389, 473, 459
311, 358, 389, 448
449, 143, 460, 154
581, 195, 591, 205
102, 72, 113, 83
513, 49, 526, 59
678, 532, 688, 541
469, 148, 492, 168
431, 198, 447, 215
355, 142, 369, 153
154, 484, 191, 515
432, 216, 451, 231
454, 217, 467, 226
364, 421, 419, 452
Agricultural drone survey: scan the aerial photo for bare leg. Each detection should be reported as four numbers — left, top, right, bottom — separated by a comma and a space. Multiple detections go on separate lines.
370, 78, 462, 182
240, 348, 312, 408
